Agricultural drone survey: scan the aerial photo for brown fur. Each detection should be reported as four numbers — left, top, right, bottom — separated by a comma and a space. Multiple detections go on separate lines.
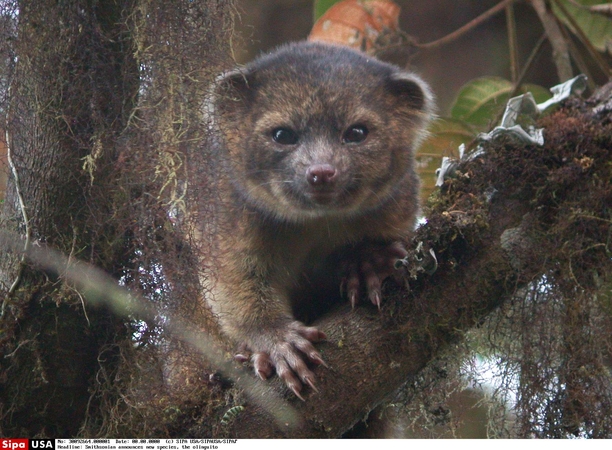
207, 42, 433, 398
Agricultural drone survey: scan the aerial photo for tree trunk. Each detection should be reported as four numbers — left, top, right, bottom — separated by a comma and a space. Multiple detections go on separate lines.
1, 0, 141, 436
1, 0, 611, 439
222, 87, 612, 437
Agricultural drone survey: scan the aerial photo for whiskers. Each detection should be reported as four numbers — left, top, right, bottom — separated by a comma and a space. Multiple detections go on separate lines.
244, 178, 294, 198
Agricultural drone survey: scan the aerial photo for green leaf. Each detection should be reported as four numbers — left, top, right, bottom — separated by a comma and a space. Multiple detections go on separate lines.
418, 118, 477, 162
526, 83, 554, 104
450, 77, 514, 128
416, 118, 477, 201
314, 0, 344, 21
552, 0, 612, 53
450, 77, 551, 129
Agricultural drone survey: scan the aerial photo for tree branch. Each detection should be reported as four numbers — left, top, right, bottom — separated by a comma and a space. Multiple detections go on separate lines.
417, 0, 516, 50
217, 84, 612, 437
531, 0, 573, 81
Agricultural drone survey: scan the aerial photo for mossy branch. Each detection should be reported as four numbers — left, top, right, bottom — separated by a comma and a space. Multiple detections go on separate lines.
223, 85, 612, 437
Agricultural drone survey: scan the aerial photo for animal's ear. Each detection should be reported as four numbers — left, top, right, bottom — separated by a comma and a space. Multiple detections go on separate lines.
386, 71, 434, 114
213, 68, 255, 115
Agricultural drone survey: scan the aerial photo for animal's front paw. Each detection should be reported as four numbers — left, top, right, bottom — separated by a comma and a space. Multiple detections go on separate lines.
235, 321, 327, 400
340, 241, 407, 309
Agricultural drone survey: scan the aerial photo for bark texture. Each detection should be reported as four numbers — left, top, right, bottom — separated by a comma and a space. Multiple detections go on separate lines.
223, 87, 612, 437
1, 0, 139, 437
1, 0, 611, 438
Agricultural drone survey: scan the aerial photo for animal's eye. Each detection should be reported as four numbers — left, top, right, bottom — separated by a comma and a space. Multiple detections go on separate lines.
342, 124, 368, 144
271, 128, 299, 145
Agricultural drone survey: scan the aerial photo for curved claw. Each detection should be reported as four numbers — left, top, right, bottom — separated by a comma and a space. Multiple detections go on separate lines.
340, 241, 407, 310
240, 321, 327, 399
349, 291, 357, 309
304, 375, 319, 393
309, 352, 329, 368
253, 352, 274, 380
234, 353, 249, 363
370, 291, 381, 309
290, 385, 305, 401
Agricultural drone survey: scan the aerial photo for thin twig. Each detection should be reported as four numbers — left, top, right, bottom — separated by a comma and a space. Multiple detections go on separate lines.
556, 17, 598, 91
552, 0, 611, 78
513, 33, 548, 94
1, 86, 32, 318
417, 0, 516, 50
0, 228, 303, 431
66, 226, 90, 326
4, 336, 36, 358
531, 0, 573, 81
491, 33, 547, 128
70, 285, 91, 326
506, 3, 520, 83
564, 0, 593, 10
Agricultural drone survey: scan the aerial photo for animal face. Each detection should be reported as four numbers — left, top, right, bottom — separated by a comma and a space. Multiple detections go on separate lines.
214, 42, 432, 222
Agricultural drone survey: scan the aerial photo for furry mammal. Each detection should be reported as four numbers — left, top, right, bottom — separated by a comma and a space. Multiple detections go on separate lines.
209, 41, 433, 399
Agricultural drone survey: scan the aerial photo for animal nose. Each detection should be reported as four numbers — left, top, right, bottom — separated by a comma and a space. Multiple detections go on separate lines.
306, 164, 337, 186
